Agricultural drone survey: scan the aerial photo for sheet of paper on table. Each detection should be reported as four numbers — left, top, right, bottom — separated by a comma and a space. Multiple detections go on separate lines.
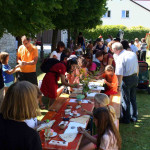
59, 133, 77, 143
89, 86, 105, 90
70, 115, 90, 124
37, 120, 55, 131
64, 122, 86, 134
69, 99, 89, 103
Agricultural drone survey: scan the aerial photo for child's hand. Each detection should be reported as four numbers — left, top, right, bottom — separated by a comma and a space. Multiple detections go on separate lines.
78, 127, 86, 134
82, 109, 87, 113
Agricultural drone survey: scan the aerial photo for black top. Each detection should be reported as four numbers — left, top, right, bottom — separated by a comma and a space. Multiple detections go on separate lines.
0, 114, 42, 150
0, 62, 4, 89
78, 36, 84, 46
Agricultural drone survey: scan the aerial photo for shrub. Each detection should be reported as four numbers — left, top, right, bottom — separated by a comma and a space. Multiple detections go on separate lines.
83, 25, 150, 42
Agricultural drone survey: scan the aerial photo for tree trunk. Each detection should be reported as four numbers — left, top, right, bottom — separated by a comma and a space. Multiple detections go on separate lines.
16, 36, 22, 48
52, 29, 58, 52
67, 29, 71, 48
73, 29, 78, 45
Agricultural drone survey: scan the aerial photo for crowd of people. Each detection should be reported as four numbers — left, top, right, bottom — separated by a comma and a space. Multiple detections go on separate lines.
0, 33, 148, 149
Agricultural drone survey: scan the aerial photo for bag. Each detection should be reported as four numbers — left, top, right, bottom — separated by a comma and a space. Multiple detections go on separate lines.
40, 58, 60, 73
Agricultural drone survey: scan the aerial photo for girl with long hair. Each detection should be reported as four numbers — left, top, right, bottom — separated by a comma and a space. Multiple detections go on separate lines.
78, 107, 121, 150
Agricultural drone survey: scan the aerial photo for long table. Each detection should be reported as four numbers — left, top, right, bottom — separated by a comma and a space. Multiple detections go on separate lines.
40, 98, 94, 150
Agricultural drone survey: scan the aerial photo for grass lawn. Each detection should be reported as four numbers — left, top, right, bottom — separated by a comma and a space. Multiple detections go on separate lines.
37, 52, 150, 150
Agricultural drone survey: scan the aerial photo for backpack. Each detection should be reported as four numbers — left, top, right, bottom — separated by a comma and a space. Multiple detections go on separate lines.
40, 58, 60, 73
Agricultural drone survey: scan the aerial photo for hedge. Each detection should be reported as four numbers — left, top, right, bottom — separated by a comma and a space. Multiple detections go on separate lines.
83, 25, 150, 42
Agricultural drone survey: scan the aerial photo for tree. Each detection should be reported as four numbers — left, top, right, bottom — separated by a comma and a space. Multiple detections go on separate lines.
0, 0, 62, 38
50, 0, 107, 49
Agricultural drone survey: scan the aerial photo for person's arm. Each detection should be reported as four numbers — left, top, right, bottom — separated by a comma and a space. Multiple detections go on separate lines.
25, 56, 38, 65
4, 65, 20, 75
108, 58, 113, 65
78, 127, 97, 144
53, 55, 57, 59
60, 74, 78, 88
82, 109, 93, 116
116, 75, 123, 92
104, 79, 112, 87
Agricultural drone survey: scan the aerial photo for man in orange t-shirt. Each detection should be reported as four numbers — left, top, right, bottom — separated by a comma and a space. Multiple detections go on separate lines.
17, 36, 38, 85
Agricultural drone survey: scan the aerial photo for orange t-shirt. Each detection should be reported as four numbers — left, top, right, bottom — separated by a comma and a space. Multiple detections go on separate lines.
102, 73, 118, 92
18, 44, 38, 73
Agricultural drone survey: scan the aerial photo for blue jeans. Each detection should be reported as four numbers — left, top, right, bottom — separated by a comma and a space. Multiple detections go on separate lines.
121, 74, 138, 122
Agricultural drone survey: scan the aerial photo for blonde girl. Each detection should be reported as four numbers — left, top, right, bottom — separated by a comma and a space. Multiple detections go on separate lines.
84, 93, 118, 128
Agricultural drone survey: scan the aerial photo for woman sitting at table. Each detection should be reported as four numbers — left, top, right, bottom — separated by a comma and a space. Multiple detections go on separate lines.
40, 58, 78, 110
0, 81, 42, 150
78, 107, 121, 150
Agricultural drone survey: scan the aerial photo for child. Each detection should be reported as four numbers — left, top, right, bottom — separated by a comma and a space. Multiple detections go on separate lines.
78, 107, 121, 150
99, 65, 118, 96
84, 93, 118, 127
0, 52, 20, 94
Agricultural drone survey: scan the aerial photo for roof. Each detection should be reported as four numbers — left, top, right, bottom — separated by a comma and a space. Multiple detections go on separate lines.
131, 0, 150, 12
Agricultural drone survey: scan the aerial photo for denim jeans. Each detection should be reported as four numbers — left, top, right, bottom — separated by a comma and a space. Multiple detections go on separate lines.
121, 74, 138, 122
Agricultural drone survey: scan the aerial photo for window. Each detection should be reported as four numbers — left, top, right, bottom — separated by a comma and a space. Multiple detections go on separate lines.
103, 10, 111, 18
122, 10, 129, 18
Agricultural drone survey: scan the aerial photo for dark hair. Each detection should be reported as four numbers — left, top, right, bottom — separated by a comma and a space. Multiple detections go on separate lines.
56, 41, 65, 52
60, 49, 70, 61
96, 38, 102, 42
0, 52, 9, 64
114, 38, 121, 42
83, 53, 93, 70
131, 40, 134, 45
79, 32, 82, 36
96, 50, 103, 58
121, 40, 130, 50
66, 58, 77, 73
93, 107, 122, 150
141, 38, 146, 43
108, 35, 113, 40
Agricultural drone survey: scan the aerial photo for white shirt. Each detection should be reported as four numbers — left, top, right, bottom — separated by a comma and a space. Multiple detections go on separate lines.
130, 45, 138, 54
50, 51, 62, 61
114, 50, 138, 76
100, 130, 118, 150
25, 118, 38, 129
93, 54, 100, 63
50, 51, 57, 59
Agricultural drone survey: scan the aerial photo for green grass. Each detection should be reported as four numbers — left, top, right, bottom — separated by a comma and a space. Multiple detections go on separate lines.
37, 52, 150, 150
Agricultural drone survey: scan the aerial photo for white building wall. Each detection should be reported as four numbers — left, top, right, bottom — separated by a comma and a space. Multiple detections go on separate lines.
102, 0, 150, 28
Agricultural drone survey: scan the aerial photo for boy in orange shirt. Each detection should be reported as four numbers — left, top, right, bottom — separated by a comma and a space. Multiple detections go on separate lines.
100, 65, 118, 95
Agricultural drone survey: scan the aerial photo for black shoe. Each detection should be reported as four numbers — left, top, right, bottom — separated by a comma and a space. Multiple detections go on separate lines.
130, 118, 137, 123
119, 118, 130, 124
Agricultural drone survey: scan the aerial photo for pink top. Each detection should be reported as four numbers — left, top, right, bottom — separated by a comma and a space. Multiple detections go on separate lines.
89, 62, 97, 71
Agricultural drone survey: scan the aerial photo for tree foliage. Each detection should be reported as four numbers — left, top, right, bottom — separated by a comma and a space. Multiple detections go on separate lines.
0, 0, 62, 37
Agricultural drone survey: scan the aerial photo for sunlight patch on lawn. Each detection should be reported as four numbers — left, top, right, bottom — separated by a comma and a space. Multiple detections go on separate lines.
142, 115, 150, 118
134, 124, 140, 128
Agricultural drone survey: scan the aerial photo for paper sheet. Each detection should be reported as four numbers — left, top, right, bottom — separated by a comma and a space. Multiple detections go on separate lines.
37, 120, 55, 131
70, 115, 90, 124
59, 133, 77, 143
89, 86, 105, 90
64, 122, 86, 134
69, 99, 89, 103
86, 93, 97, 98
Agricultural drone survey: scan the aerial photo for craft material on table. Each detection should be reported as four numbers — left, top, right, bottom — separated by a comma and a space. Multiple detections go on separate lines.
64, 122, 86, 134
69, 99, 89, 103
86, 93, 98, 98
59, 133, 77, 143
89, 85, 104, 91
37, 120, 55, 131
49, 140, 68, 146
70, 115, 90, 124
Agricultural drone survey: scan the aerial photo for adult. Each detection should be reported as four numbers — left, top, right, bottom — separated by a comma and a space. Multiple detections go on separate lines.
140, 38, 147, 61
0, 81, 42, 150
121, 40, 131, 51
117, 29, 124, 41
112, 42, 138, 124
93, 38, 107, 54
105, 35, 113, 44
76, 32, 86, 48
130, 40, 138, 55
17, 35, 38, 85
50, 41, 65, 61
40, 58, 78, 110
0, 60, 4, 108
134, 38, 141, 60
